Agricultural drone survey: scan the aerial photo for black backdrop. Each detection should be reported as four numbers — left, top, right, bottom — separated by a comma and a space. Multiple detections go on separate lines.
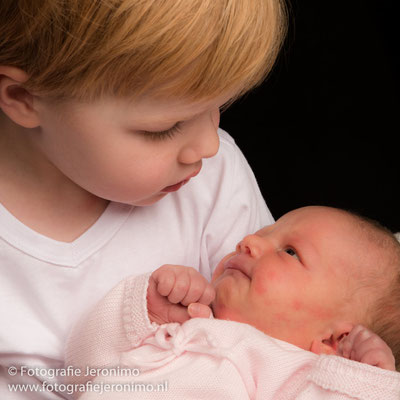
219, 0, 399, 232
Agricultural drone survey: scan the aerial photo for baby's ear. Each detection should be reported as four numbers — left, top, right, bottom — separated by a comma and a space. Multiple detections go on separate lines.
311, 336, 339, 355
0, 66, 39, 128
310, 322, 354, 355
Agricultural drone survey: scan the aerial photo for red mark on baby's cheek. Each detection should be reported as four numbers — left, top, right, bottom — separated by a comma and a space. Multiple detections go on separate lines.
253, 269, 280, 295
291, 299, 303, 311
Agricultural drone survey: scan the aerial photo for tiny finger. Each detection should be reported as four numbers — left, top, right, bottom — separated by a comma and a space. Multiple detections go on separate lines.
155, 269, 176, 297
168, 270, 190, 304
188, 303, 213, 319
198, 284, 216, 305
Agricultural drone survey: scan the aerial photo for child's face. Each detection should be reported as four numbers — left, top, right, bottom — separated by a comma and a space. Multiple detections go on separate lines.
33, 94, 228, 205
211, 207, 364, 350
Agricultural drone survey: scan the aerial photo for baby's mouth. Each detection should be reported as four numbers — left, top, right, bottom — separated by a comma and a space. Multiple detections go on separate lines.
223, 254, 252, 279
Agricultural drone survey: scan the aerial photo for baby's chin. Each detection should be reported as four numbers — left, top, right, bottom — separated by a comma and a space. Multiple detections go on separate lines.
210, 297, 245, 324
210, 303, 233, 321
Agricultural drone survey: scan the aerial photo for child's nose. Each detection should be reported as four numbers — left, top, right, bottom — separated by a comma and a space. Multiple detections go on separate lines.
178, 110, 220, 164
236, 234, 267, 259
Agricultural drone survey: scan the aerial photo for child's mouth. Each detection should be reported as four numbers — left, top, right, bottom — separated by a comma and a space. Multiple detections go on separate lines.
161, 180, 187, 192
161, 166, 202, 193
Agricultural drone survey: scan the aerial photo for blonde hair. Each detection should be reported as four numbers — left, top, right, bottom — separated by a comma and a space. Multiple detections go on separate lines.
0, 0, 287, 102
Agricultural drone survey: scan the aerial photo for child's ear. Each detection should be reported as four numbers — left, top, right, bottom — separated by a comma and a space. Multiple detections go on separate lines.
0, 66, 40, 128
310, 323, 354, 355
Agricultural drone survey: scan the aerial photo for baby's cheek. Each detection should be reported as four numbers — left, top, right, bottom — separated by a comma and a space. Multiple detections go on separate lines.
291, 299, 303, 311
290, 299, 335, 322
252, 269, 281, 295
307, 304, 336, 320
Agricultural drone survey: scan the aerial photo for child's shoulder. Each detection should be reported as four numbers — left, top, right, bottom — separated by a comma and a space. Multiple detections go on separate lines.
210, 128, 246, 167
205, 128, 258, 186
218, 128, 236, 146
217, 128, 243, 159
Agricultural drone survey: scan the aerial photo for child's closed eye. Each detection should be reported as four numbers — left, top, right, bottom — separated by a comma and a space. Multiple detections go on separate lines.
141, 122, 183, 141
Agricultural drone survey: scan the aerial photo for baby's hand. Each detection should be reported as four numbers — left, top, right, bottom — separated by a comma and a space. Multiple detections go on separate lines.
147, 265, 215, 325
338, 325, 396, 371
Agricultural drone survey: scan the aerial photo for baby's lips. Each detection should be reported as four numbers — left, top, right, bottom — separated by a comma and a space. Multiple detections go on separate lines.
223, 254, 252, 279
211, 252, 236, 282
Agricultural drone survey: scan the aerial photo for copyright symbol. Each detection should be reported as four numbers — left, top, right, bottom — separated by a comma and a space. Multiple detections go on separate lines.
8, 366, 17, 376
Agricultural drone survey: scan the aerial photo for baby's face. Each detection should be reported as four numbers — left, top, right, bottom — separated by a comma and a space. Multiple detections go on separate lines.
211, 206, 364, 350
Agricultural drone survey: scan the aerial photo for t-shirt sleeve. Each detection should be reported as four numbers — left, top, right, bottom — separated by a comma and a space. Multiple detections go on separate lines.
63, 273, 157, 387
200, 130, 274, 277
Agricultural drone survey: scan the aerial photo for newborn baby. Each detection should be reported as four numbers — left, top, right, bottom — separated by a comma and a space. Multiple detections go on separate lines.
65, 206, 400, 399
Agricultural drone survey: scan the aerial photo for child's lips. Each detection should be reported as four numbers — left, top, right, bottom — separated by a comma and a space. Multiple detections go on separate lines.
161, 166, 202, 193
160, 180, 186, 193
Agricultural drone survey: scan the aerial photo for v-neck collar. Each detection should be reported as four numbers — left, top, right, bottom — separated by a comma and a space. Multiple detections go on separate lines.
0, 201, 133, 267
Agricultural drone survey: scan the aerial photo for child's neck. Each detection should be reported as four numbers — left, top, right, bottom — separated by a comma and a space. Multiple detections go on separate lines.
0, 116, 109, 242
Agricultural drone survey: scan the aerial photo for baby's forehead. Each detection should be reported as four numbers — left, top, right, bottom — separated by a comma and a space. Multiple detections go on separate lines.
285, 207, 370, 240
256, 208, 389, 266
261, 207, 349, 234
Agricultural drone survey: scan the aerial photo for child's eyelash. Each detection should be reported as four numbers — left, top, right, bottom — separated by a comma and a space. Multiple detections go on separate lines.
142, 122, 182, 141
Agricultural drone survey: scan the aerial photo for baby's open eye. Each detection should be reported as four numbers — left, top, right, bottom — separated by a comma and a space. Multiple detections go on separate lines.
285, 248, 300, 260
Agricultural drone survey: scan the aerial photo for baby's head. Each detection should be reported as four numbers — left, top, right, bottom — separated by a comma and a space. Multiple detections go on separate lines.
0, 0, 286, 103
212, 206, 400, 367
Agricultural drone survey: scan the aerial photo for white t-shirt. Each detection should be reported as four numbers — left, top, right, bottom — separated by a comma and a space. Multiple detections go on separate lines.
0, 129, 273, 399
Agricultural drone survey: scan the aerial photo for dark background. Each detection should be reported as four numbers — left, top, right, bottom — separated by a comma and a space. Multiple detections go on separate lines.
219, 0, 399, 232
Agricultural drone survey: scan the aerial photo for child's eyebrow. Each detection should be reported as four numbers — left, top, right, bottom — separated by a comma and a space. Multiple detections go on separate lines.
131, 110, 205, 131
131, 118, 184, 132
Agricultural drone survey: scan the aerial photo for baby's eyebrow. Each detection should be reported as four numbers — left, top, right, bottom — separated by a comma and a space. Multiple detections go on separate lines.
291, 237, 318, 271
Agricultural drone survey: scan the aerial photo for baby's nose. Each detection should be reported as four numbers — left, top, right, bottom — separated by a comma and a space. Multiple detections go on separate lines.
236, 234, 265, 258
